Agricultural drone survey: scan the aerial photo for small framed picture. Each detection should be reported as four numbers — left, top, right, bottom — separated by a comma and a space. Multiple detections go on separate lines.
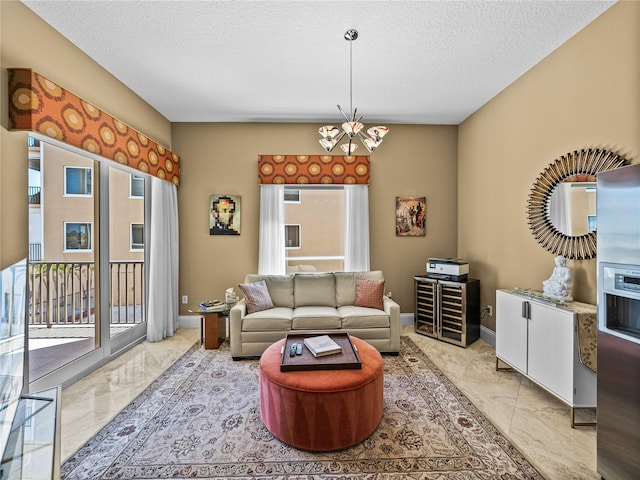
210, 194, 241, 235
396, 196, 426, 236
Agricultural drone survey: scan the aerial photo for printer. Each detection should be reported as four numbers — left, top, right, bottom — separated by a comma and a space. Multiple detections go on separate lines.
426, 258, 469, 282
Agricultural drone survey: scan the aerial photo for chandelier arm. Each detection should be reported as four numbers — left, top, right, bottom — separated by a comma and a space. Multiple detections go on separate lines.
337, 104, 351, 123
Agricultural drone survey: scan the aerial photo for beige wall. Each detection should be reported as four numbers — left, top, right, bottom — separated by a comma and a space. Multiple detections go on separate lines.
458, 1, 640, 330
0, 1, 171, 269
173, 123, 458, 314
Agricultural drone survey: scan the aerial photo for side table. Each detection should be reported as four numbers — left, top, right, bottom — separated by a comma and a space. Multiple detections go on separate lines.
188, 304, 234, 349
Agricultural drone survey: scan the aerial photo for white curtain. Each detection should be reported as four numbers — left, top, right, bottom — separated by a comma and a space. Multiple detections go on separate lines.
549, 183, 572, 236
344, 184, 370, 272
258, 184, 286, 275
147, 176, 179, 342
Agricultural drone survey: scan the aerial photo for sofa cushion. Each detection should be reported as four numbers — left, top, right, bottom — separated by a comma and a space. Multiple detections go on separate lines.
292, 306, 341, 330
242, 307, 293, 332
354, 279, 385, 310
338, 305, 390, 328
294, 273, 336, 307
335, 271, 385, 307
244, 274, 294, 308
239, 280, 275, 313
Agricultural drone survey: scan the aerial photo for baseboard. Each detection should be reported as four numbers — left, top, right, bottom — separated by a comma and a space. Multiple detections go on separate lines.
400, 313, 414, 326
481, 325, 496, 347
179, 314, 200, 329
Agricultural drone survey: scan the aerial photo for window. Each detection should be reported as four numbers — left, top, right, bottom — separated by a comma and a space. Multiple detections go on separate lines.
285, 224, 301, 249
130, 174, 144, 198
64, 166, 92, 196
284, 187, 345, 272
284, 189, 300, 203
130, 223, 144, 251
64, 222, 92, 251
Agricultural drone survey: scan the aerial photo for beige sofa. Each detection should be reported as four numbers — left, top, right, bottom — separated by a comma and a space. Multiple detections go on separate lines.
230, 271, 401, 359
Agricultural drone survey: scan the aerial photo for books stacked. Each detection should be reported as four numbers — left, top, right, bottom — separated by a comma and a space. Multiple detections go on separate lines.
303, 335, 342, 357
198, 299, 227, 312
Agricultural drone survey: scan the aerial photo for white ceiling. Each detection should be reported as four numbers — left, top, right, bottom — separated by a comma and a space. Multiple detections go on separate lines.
22, 0, 615, 125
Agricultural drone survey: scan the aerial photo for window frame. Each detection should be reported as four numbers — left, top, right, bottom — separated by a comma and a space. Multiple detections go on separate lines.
64, 166, 93, 197
285, 224, 301, 249
130, 223, 144, 251
129, 174, 145, 198
284, 188, 301, 203
63, 221, 92, 252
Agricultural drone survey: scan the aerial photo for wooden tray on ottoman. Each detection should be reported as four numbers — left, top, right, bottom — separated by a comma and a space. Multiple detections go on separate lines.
280, 333, 362, 372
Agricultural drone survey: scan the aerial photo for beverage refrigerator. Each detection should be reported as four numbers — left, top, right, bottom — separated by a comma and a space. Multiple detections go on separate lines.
596, 163, 640, 480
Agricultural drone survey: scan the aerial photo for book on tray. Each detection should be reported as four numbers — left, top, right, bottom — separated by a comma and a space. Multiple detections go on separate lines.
198, 299, 226, 312
303, 335, 342, 357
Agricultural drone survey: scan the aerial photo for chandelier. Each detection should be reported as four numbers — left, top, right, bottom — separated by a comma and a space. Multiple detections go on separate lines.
318, 29, 389, 154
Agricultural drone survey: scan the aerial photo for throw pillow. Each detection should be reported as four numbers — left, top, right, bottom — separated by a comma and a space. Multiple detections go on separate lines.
239, 280, 275, 313
354, 279, 385, 310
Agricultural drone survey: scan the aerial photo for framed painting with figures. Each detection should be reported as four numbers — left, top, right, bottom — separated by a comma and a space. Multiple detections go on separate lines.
210, 195, 241, 235
396, 196, 426, 236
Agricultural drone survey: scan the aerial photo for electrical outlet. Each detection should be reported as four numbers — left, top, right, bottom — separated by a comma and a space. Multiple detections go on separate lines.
181, 295, 188, 305
487, 305, 493, 316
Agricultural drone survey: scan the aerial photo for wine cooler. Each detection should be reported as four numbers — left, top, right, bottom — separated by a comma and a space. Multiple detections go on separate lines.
414, 276, 480, 347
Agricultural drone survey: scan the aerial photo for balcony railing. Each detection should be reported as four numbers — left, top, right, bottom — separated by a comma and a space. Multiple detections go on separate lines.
27, 260, 145, 327
28, 186, 41, 205
29, 243, 42, 262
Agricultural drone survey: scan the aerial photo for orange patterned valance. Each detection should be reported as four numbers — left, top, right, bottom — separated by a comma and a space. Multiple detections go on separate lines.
8, 68, 180, 186
259, 155, 370, 185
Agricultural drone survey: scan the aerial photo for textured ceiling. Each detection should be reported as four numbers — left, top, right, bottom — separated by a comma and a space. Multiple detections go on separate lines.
22, 1, 615, 124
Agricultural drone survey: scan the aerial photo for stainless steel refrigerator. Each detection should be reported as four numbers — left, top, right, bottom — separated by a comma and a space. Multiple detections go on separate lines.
596, 163, 640, 480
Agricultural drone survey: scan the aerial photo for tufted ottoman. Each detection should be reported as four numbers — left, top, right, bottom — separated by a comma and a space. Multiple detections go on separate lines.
259, 336, 384, 451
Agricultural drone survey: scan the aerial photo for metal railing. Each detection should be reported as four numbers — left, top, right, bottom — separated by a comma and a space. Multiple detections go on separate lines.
27, 260, 145, 327
29, 243, 42, 262
28, 186, 41, 205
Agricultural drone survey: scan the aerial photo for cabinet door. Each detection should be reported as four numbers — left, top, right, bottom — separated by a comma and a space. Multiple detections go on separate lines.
496, 290, 528, 373
527, 302, 574, 403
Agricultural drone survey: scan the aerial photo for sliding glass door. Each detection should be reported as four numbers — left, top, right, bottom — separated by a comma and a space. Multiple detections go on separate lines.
27, 135, 148, 391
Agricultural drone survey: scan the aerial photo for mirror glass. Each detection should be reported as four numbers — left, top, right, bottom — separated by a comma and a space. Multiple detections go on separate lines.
548, 181, 597, 236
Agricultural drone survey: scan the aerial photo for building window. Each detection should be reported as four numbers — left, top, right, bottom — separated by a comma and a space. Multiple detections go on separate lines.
285, 224, 301, 249
64, 222, 92, 251
130, 223, 144, 251
130, 174, 144, 198
64, 166, 92, 196
284, 189, 300, 203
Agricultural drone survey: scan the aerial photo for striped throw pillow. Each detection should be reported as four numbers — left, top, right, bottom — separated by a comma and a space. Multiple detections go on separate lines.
354, 279, 385, 310
239, 280, 275, 313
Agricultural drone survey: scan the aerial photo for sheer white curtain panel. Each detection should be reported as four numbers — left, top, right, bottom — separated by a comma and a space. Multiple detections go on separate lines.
147, 176, 179, 342
548, 182, 572, 236
344, 184, 370, 272
258, 184, 286, 275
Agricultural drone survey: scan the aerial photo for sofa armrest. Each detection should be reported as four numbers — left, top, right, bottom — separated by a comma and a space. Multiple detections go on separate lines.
383, 295, 401, 353
230, 299, 247, 358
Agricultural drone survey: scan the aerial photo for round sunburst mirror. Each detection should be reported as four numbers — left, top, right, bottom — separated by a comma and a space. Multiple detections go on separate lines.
527, 148, 628, 260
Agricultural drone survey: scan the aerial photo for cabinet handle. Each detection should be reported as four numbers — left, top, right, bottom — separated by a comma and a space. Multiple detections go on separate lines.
521, 301, 531, 320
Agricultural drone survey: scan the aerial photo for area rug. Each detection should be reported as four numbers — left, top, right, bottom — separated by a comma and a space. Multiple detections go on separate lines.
61, 337, 543, 479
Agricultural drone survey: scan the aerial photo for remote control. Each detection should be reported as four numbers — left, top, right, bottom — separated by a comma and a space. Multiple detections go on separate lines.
289, 344, 297, 357
296, 343, 303, 355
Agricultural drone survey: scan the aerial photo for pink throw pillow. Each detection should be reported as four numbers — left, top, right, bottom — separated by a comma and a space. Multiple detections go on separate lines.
354, 279, 385, 310
239, 280, 275, 313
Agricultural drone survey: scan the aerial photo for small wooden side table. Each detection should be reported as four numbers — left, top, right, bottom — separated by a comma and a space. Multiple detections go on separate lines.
189, 305, 234, 349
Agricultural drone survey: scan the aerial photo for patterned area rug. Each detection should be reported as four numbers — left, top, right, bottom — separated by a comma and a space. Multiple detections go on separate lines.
61, 337, 543, 479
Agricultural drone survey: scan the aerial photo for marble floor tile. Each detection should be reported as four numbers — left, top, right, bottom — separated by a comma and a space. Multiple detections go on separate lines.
61, 326, 598, 479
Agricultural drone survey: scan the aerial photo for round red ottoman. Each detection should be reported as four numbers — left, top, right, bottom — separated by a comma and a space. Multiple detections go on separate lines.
259, 336, 384, 451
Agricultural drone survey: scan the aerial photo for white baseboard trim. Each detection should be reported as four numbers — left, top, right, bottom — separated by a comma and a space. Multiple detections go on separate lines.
400, 313, 414, 326
481, 325, 496, 347
179, 314, 200, 329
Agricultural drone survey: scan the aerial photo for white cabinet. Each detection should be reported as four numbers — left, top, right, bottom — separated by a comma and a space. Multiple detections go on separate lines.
496, 289, 596, 427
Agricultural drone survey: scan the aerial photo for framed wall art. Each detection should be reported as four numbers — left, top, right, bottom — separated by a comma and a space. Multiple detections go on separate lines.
210, 194, 241, 235
396, 196, 426, 236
